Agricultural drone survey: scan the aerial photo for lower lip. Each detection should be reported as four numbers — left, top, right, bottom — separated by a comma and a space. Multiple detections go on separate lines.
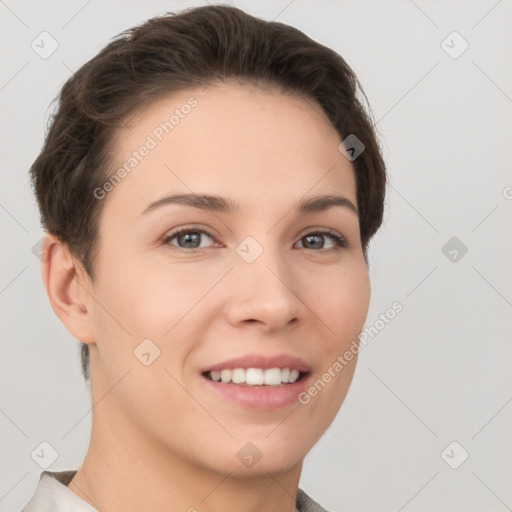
201, 374, 311, 411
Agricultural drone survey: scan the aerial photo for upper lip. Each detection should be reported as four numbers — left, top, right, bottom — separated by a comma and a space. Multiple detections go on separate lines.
202, 353, 311, 373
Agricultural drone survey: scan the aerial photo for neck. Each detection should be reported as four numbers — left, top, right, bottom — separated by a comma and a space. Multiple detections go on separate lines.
68, 412, 302, 512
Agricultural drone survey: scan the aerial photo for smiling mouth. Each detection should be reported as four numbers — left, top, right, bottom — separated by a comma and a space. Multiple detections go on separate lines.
202, 367, 309, 387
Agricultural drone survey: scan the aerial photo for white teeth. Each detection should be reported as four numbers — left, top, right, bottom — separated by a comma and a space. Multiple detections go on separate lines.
206, 367, 303, 386
245, 368, 264, 385
264, 368, 282, 385
289, 369, 300, 383
220, 369, 232, 383
232, 368, 245, 384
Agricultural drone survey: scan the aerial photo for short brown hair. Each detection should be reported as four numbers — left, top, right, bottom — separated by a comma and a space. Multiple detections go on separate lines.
30, 5, 386, 381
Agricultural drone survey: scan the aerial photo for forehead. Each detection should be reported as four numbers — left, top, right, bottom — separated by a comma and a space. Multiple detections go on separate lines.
104, 83, 356, 218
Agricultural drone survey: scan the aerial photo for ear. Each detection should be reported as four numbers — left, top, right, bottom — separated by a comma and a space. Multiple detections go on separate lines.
40, 233, 96, 345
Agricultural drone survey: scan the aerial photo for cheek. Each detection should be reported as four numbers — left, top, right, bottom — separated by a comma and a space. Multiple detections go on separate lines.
298, 263, 369, 438
120, 263, 223, 337
96, 252, 195, 331
91, 256, 225, 378
311, 260, 370, 347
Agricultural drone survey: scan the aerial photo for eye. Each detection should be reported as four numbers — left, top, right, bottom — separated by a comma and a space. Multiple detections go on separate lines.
162, 227, 347, 253
163, 228, 216, 252
296, 229, 347, 252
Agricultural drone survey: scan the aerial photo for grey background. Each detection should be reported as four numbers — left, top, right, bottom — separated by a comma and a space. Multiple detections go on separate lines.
1, 1, 511, 511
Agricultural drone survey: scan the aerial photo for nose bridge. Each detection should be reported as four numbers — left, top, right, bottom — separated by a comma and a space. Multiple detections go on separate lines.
226, 234, 303, 327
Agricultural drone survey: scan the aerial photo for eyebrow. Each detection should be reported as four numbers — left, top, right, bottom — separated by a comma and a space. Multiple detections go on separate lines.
140, 193, 359, 217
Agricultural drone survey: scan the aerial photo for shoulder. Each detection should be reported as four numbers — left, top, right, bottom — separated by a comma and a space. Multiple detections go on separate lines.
23, 472, 329, 512
296, 487, 331, 512
21, 470, 96, 512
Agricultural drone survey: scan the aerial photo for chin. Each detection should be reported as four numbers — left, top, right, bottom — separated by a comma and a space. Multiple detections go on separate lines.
208, 452, 304, 478
205, 433, 311, 477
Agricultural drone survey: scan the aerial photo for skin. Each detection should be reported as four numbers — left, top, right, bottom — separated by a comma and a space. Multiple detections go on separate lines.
42, 82, 371, 512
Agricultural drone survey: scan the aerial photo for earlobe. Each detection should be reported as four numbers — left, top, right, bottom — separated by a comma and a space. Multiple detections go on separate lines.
41, 233, 95, 344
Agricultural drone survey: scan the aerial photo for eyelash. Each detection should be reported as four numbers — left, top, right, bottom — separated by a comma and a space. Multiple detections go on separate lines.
162, 227, 348, 254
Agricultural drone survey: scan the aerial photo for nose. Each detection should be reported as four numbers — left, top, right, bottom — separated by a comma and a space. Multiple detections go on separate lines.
223, 245, 305, 332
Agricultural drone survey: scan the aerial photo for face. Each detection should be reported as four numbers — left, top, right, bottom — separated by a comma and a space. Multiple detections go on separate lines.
83, 82, 370, 476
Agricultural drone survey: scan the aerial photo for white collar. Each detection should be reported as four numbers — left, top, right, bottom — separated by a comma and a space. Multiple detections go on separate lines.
23, 470, 325, 512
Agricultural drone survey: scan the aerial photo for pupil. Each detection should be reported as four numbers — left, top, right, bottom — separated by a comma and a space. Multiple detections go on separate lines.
305, 234, 323, 249
181, 232, 200, 248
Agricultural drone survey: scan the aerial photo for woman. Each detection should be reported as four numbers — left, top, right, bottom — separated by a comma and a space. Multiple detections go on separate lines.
23, 5, 386, 511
